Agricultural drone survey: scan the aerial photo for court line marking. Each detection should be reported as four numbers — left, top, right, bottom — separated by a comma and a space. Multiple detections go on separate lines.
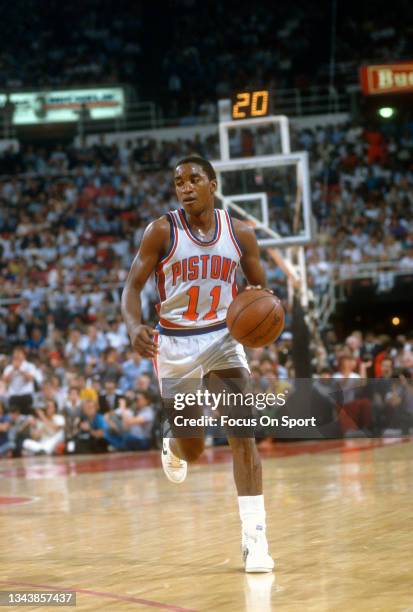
0, 438, 411, 481
0, 495, 39, 506
0, 580, 198, 612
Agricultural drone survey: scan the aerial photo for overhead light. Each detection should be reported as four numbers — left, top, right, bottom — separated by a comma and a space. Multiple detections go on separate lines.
391, 316, 400, 326
378, 107, 395, 119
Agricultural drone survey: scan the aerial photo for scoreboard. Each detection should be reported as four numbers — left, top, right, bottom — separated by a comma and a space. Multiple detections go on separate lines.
231, 90, 270, 120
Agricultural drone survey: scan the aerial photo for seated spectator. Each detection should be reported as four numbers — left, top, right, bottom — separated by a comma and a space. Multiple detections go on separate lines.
121, 391, 155, 451
22, 400, 65, 456
77, 375, 98, 402
25, 327, 46, 355
35, 378, 63, 412
105, 318, 129, 352
119, 350, 152, 392
61, 386, 82, 447
398, 247, 413, 271
259, 355, 288, 387
370, 357, 395, 433
98, 378, 124, 414
48, 351, 67, 382
7, 406, 34, 457
2, 312, 25, 347
103, 396, 129, 451
96, 347, 122, 383
134, 372, 158, 396
83, 324, 107, 363
73, 399, 108, 454
0, 400, 12, 457
333, 355, 372, 434
380, 373, 413, 435
2, 347, 42, 415
333, 355, 361, 383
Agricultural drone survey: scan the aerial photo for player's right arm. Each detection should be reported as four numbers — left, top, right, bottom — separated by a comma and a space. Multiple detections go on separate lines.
121, 217, 170, 358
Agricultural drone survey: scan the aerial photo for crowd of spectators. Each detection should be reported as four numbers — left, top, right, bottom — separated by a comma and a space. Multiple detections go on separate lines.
299, 122, 413, 294
1, 327, 413, 457
0, 118, 412, 456
0, 346, 158, 457
312, 330, 413, 437
0, 119, 412, 301
162, 0, 413, 115
0, 1, 143, 89
0, 1, 412, 117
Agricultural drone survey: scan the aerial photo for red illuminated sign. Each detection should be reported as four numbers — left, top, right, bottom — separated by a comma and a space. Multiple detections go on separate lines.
360, 62, 413, 95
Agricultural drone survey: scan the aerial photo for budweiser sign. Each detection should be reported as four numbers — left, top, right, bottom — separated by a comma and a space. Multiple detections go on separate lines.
360, 62, 413, 95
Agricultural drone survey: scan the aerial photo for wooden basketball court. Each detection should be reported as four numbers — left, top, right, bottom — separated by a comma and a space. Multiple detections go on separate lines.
1, 438, 412, 611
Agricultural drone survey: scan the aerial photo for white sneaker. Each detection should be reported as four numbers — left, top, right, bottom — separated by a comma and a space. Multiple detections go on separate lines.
161, 438, 187, 484
243, 527, 274, 573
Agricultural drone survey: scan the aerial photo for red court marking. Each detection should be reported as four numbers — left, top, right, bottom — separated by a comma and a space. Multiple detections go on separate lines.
0, 438, 410, 480
0, 580, 198, 612
258, 437, 410, 459
0, 496, 37, 505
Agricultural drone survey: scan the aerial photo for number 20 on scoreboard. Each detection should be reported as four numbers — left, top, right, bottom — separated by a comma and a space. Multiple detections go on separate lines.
232, 90, 270, 120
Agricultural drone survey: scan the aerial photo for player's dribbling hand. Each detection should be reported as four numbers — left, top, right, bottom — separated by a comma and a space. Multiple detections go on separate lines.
245, 285, 274, 295
130, 324, 158, 358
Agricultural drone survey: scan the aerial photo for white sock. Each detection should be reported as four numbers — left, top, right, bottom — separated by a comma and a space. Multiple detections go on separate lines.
238, 494, 266, 537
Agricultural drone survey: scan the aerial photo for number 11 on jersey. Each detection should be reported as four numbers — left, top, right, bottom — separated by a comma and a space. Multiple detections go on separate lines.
183, 286, 221, 321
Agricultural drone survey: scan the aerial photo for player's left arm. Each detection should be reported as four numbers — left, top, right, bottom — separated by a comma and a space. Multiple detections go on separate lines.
232, 219, 268, 288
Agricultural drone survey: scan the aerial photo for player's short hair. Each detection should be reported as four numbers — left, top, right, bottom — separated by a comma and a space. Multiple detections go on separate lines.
175, 156, 216, 181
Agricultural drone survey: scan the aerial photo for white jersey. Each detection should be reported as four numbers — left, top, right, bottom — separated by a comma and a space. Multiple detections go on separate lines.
155, 208, 242, 334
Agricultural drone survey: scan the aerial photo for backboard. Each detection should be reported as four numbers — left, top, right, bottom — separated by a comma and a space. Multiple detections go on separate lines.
213, 153, 312, 248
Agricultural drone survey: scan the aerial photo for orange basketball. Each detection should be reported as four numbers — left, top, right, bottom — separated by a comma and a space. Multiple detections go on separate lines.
226, 288, 285, 348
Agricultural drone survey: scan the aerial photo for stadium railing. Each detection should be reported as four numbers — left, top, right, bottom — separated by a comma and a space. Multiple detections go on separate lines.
0, 87, 351, 139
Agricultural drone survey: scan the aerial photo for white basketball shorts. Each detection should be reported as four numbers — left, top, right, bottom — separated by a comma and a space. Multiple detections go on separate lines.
153, 327, 249, 388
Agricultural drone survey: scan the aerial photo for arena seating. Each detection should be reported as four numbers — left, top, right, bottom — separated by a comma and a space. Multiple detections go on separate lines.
0, 119, 412, 454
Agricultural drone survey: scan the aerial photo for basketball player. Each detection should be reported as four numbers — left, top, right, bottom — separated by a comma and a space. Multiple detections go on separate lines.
121, 156, 274, 573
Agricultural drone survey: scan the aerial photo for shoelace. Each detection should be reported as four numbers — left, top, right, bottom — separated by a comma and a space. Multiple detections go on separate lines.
168, 453, 184, 469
